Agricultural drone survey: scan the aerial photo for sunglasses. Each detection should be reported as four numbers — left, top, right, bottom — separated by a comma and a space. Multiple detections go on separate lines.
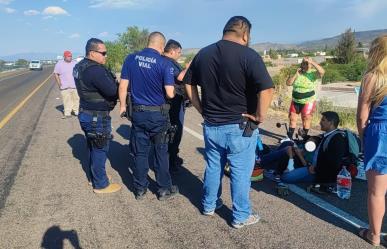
92, 50, 107, 56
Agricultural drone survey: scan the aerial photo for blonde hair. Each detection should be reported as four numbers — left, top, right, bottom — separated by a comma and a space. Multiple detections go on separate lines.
364, 35, 387, 107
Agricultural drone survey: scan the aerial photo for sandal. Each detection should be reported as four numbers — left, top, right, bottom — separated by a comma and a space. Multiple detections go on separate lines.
358, 228, 380, 247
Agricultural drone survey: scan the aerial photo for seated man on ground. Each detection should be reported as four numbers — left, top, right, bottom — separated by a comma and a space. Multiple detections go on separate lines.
261, 111, 347, 185
259, 135, 319, 180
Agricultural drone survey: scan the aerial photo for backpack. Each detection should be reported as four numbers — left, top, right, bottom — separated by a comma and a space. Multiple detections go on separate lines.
322, 129, 361, 166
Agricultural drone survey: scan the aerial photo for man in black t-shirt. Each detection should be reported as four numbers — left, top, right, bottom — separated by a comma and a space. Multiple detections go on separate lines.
183, 16, 274, 229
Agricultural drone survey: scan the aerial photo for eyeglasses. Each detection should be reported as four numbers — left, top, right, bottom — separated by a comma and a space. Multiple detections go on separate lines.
92, 50, 107, 56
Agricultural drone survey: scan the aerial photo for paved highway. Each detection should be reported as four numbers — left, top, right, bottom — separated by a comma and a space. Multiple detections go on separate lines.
0, 71, 384, 248
0, 67, 54, 211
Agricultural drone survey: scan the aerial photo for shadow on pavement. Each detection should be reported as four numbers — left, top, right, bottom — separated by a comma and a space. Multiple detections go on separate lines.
55, 105, 64, 115
171, 165, 204, 212
259, 128, 286, 142
195, 147, 205, 160
174, 149, 233, 223
108, 140, 134, 192
68, 134, 91, 183
251, 179, 361, 235
116, 124, 130, 141
41, 225, 82, 249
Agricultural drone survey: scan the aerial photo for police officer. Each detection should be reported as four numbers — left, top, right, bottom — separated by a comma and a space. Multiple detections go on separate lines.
73, 38, 121, 194
163, 39, 190, 173
119, 32, 179, 201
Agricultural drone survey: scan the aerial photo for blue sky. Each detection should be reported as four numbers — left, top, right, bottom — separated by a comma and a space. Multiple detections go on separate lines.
0, 0, 386, 56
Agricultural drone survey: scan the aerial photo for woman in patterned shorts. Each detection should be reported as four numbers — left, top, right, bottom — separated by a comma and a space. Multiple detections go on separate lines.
286, 57, 325, 139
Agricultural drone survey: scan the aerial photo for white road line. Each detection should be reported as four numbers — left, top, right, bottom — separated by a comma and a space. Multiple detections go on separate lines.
288, 184, 368, 228
184, 124, 373, 231
0, 71, 30, 82
183, 126, 203, 140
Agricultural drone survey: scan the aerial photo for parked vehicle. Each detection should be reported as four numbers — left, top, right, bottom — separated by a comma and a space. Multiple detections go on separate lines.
29, 60, 43, 71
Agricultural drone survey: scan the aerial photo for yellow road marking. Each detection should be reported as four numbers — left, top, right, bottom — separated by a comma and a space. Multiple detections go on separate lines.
0, 70, 31, 82
0, 74, 52, 129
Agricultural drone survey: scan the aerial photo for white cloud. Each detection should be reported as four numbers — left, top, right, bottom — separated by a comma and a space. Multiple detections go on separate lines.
0, 0, 13, 4
42, 6, 69, 15
69, 33, 80, 39
56, 30, 66, 34
98, 31, 109, 37
349, 0, 387, 17
89, 0, 150, 8
42, 15, 53, 20
4, 7, 15, 13
24, 9, 40, 16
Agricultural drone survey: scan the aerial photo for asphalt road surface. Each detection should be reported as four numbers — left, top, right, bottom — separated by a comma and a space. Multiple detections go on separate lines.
0, 73, 384, 248
0, 67, 54, 212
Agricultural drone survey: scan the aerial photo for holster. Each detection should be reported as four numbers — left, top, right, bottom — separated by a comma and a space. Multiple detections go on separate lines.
86, 132, 111, 149
125, 93, 133, 121
152, 124, 177, 144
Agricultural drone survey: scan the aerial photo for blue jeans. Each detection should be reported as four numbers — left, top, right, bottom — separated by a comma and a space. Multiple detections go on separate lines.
202, 122, 258, 223
130, 111, 172, 192
78, 111, 111, 189
281, 167, 315, 183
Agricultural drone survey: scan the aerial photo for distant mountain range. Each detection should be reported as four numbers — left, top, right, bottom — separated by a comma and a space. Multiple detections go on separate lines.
0, 52, 82, 62
1, 29, 386, 61
183, 29, 387, 55
297, 29, 387, 50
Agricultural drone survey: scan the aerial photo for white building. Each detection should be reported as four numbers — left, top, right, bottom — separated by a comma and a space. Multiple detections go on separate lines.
288, 53, 299, 58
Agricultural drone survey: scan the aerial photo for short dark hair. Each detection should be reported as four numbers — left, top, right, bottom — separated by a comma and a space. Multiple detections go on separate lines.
164, 39, 182, 53
147, 32, 165, 46
223, 16, 252, 37
300, 60, 309, 74
322, 111, 340, 128
85, 38, 104, 56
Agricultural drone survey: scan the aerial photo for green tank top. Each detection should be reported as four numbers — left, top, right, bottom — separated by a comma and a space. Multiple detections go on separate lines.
292, 70, 318, 104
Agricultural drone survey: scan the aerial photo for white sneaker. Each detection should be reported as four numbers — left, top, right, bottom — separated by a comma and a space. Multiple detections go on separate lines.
231, 213, 260, 229
280, 137, 292, 143
202, 198, 224, 216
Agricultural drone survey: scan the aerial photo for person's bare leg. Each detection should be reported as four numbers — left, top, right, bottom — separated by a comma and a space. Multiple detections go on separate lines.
301, 114, 312, 130
367, 170, 387, 244
288, 112, 298, 138
286, 146, 294, 158
289, 112, 298, 129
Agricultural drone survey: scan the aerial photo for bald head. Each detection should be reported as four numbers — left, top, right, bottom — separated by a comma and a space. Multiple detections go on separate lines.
147, 31, 166, 54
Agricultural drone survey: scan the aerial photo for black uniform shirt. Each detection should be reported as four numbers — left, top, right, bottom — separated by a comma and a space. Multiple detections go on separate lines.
164, 56, 184, 96
77, 60, 117, 111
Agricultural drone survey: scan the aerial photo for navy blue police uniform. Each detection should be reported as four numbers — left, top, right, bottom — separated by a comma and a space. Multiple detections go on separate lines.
164, 56, 185, 172
121, 48, 175, 197
73, 58, 118, 189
